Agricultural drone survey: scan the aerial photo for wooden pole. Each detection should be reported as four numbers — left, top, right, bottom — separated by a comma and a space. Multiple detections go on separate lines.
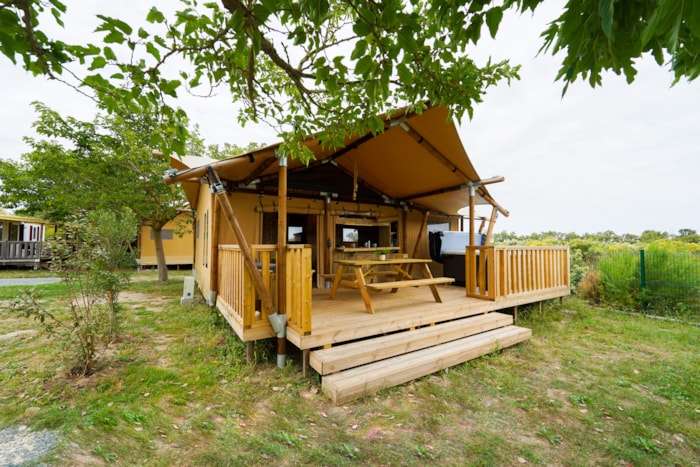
209, 194, 220, 305
469, 185, 475, 246
324, 196, 332, 282
205, 167, 276, 316
276, 156, 288, 362
485, 206, 498, 246
409, 211, 430, 275
411, 211, 430, 259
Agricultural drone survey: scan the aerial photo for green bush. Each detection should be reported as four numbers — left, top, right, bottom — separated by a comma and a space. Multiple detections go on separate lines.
12, 209, 137, 375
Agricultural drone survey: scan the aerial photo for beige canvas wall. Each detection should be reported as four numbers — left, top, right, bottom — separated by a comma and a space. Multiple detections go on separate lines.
139, 213, 194, 267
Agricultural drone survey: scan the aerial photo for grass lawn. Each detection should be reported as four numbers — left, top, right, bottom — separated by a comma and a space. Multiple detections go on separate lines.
1, 270, 698, 465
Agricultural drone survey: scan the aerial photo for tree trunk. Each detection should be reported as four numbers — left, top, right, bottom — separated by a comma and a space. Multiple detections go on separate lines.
152, 225, 169, 282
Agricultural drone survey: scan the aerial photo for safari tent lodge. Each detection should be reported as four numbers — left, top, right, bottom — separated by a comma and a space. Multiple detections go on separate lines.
165, 105, 570, 404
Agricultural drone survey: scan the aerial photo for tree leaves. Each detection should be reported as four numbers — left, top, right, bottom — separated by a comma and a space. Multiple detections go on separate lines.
541, 0, 700, 91
0, 0, 697, 162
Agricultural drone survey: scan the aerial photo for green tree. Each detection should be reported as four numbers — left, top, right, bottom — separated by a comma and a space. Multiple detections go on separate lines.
640, 230, 670, 243
0, 103, 188, 281
1, 0, 696, 158
677, 228, 700, 244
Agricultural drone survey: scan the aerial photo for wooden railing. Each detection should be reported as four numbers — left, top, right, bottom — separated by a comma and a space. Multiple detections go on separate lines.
0, 241, 42, 262
466, 246, 570, 300
217, 244, 313, 337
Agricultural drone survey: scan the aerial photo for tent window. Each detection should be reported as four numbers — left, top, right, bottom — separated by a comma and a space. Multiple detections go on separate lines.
150, 229, 174, 240
427, 222, 450, 233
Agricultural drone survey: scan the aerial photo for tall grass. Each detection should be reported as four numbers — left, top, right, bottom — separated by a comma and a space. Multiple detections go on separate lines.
580, 241, 700, 320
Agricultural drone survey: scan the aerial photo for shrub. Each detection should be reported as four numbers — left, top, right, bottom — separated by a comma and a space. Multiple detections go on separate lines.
12, 210, 136, 375
577, 269, 603, 304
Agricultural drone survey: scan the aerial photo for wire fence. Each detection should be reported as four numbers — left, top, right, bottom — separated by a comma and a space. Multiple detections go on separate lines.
590, 248, 700, 321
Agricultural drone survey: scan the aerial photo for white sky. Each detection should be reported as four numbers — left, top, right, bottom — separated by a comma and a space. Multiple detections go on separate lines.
1, 2, 698, 236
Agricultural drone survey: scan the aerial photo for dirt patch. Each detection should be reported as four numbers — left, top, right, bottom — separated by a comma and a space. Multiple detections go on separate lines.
0, 329, 38, 342
120, 291, 171, 312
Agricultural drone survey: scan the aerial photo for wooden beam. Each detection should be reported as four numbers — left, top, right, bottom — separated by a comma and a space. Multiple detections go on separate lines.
411, 211, 430, 260
242, 157, 277, 185
469, 186, 475, 247
484, 206, 498, 246
206, 166, 276, 316
324, 197, 332, 280
396, 183, 467, 203
276, 157, 288, 360
210, 194, 220, 300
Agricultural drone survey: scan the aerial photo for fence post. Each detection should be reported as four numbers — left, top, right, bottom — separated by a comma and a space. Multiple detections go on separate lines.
639, 249, 647, 312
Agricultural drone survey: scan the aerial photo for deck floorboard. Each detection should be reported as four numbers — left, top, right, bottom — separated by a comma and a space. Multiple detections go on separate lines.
287, 284, 567, 350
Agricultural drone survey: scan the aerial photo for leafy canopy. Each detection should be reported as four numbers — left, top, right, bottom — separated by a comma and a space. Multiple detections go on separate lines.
0, 102, 187, 227
1, 0, 697, 159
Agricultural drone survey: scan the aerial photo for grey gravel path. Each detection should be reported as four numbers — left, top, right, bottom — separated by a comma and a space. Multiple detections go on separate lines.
0, 278, 61, 287
0, 425, 60, 466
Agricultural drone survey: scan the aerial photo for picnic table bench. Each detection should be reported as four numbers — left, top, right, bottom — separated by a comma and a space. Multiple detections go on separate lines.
328, 258, 454, 314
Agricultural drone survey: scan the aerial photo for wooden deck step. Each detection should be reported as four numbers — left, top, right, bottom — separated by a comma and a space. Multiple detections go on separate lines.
322, 325, 532, 405
310, 312, 513, 375
365, 277, 454, 290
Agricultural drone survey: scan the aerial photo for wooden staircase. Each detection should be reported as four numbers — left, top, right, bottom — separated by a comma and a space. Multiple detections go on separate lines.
310, 312, 531, 405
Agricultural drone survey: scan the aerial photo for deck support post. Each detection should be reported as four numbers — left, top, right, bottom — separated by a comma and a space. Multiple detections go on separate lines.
276, 155, 288, 368
468, 185, 476, 247
324, 195, 332, 283
210, 194, 220, 305
246, 342, 254, 362
302, 349, 310, 377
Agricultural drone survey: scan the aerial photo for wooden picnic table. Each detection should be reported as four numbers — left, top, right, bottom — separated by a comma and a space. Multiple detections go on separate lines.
328, 258, 454, 314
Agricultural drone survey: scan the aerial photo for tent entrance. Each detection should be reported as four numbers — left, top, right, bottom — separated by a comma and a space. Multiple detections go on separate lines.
263, 212, 319, 286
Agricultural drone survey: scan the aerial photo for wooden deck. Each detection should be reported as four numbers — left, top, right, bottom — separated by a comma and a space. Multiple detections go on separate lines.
287, 283, 568, 351
283, 284, 564, 404
213, 244, 569, 404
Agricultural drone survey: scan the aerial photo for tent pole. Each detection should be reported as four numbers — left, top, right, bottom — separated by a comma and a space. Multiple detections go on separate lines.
408, 211, 430, 275
325, 196, 332, 282
411, 211, 430, 259
485, 206, 498, 246
276, 155, 288, 368
469, 186, 476, 247
209, 194, 221, 306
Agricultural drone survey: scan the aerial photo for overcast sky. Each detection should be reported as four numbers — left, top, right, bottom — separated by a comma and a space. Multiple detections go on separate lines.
1, 2, 698, 236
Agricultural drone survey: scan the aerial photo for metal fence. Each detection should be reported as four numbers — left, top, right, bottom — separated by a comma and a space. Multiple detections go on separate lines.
593, 248, 700, 320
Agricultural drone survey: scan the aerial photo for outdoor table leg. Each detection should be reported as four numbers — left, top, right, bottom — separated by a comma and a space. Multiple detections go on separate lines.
421, 263, 444, 303
328, 263, 345, 300
353, 266, 376, 314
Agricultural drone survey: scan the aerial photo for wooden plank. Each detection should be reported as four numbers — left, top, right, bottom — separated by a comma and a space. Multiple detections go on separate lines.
287, 285, 569, 349
310, 312, 514, 375
365, 277, 454, 290
322, 325, 532, 405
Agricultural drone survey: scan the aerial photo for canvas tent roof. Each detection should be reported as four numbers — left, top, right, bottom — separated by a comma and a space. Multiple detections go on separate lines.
167, 105, 507, 217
